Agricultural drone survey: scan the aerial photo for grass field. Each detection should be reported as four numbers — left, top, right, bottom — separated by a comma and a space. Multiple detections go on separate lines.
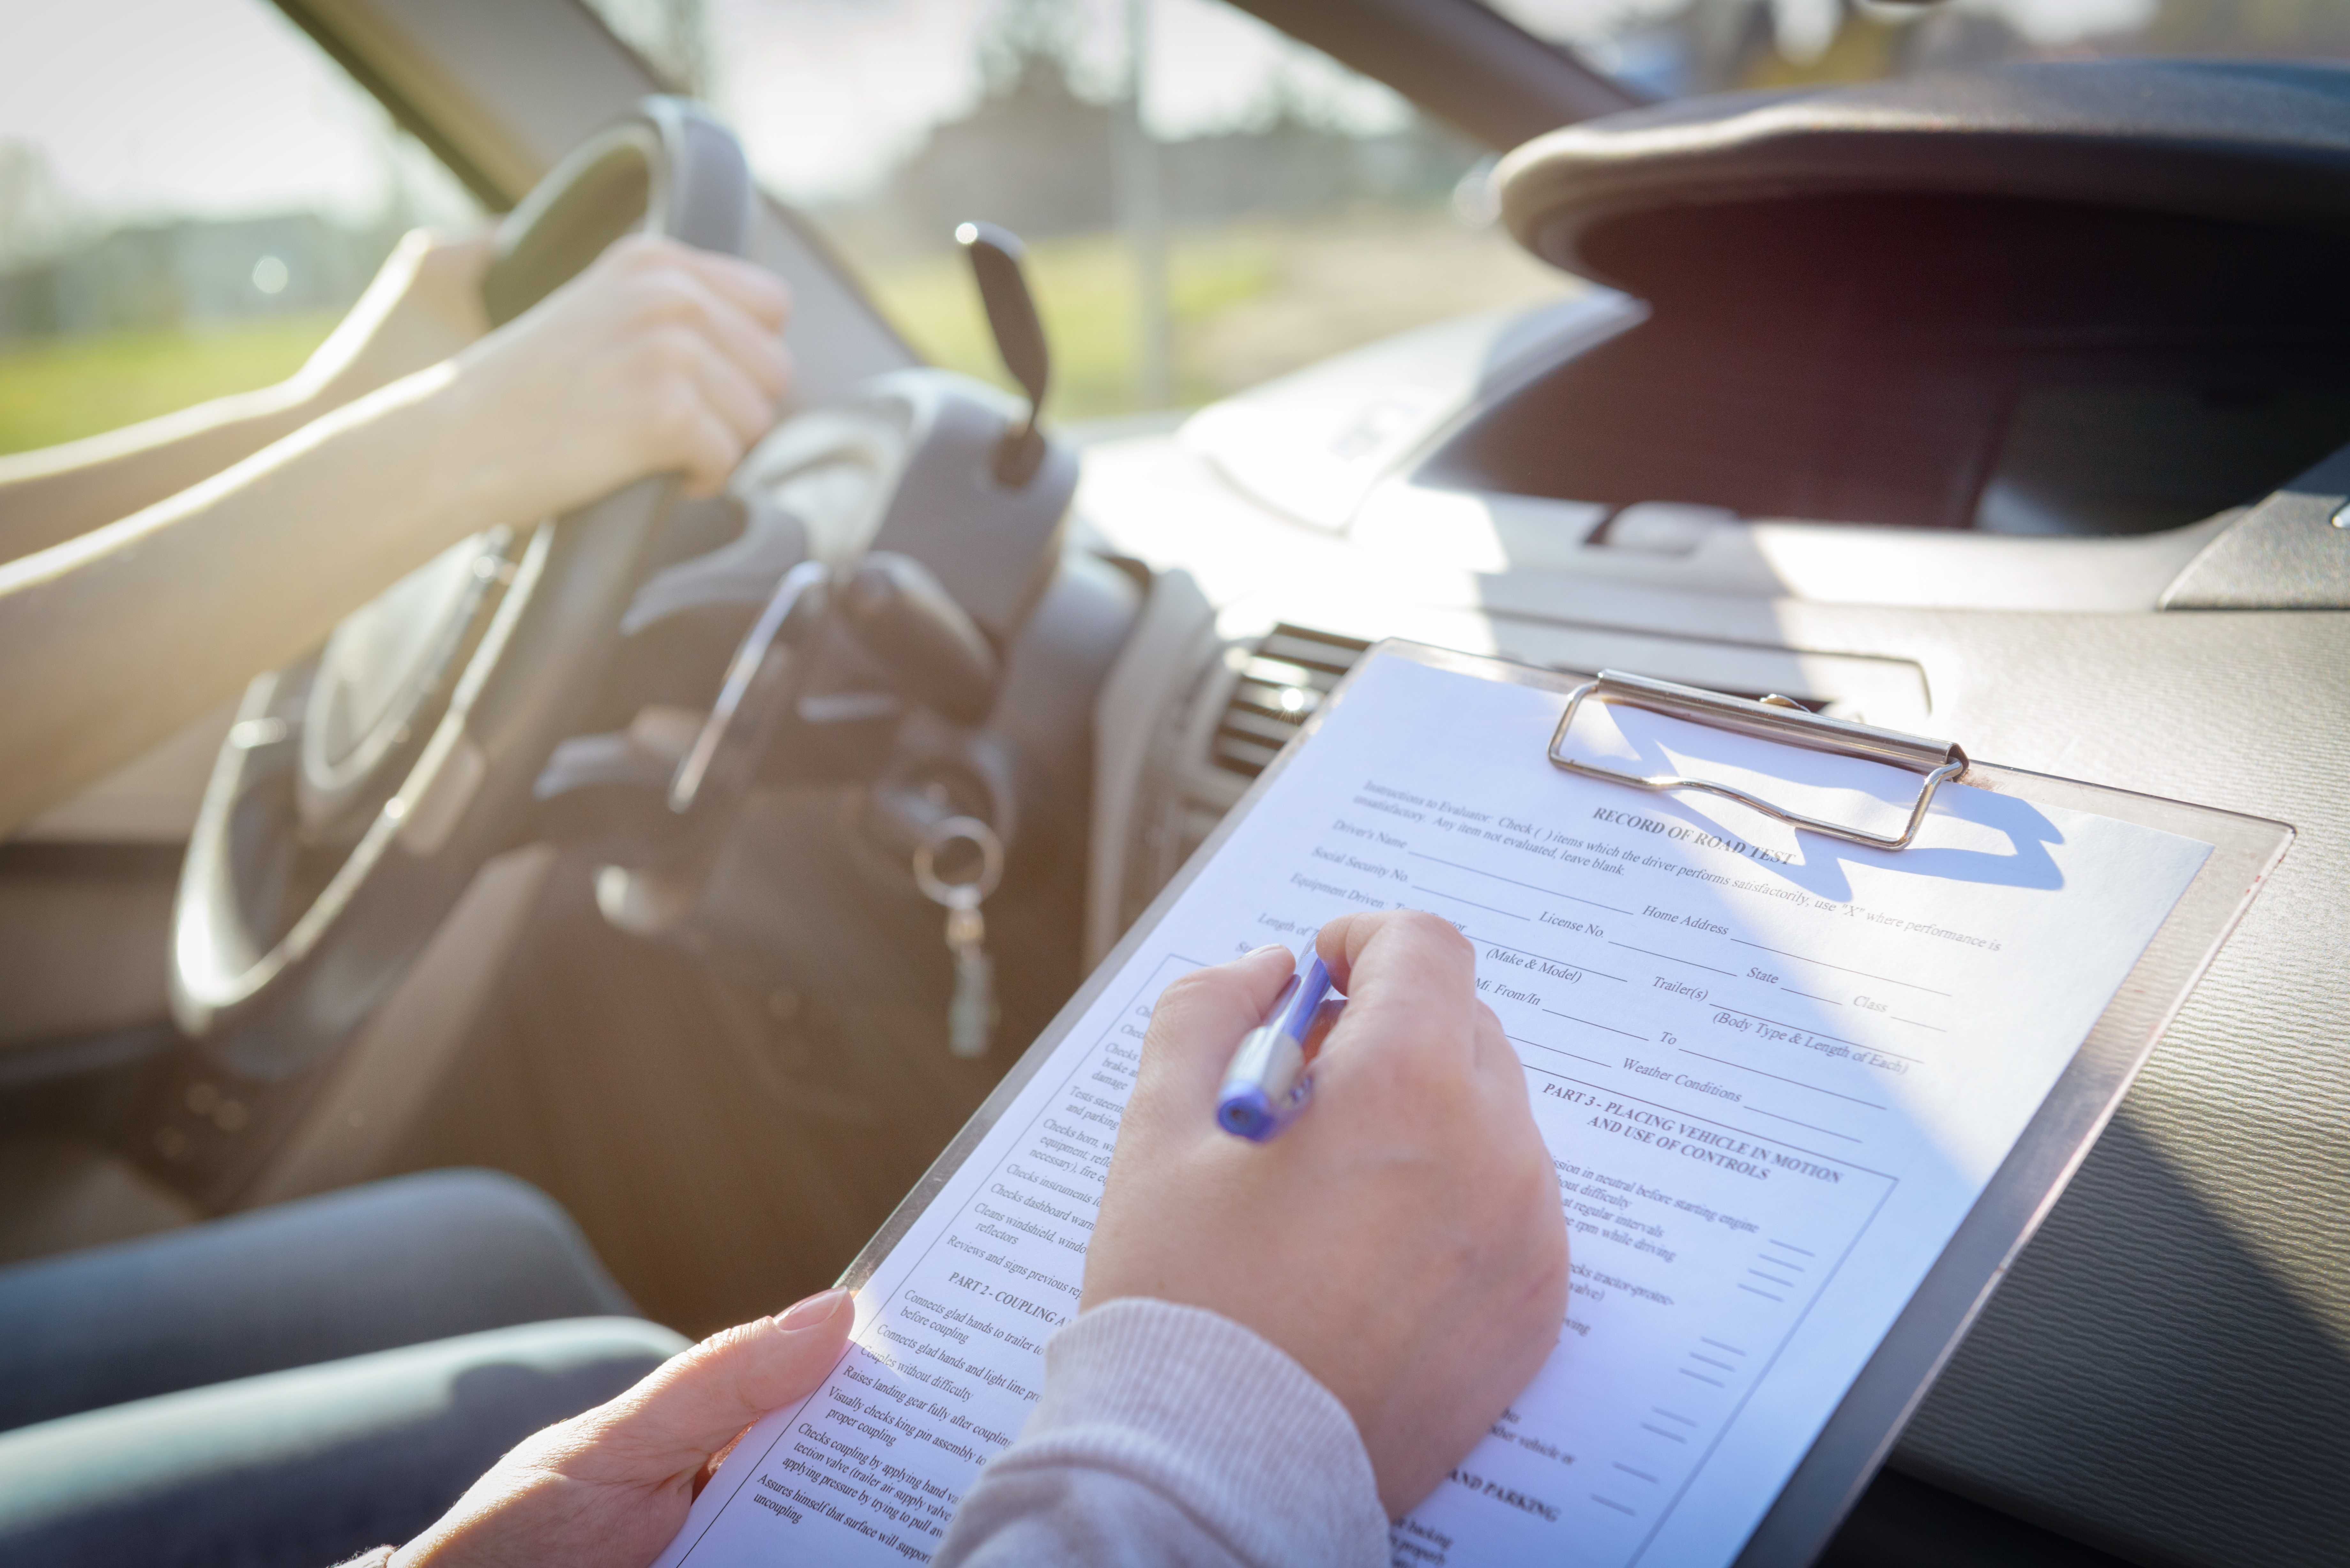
0, 312, 337, 456
862, 205, 1574, 419
0, 206, 1573, 457
864, 226, 1278, 418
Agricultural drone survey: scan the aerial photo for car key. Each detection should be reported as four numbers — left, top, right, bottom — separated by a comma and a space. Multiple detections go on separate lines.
941, 886, 993, 1059
914, 816, 1004, 1058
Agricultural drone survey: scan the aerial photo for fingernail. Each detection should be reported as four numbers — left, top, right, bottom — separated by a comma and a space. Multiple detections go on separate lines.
774, 1288, 850, 1331
1244, 943, 1290, 961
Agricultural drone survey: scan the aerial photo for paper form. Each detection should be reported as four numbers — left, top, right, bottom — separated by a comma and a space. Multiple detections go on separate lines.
655, 651, 2210, 1568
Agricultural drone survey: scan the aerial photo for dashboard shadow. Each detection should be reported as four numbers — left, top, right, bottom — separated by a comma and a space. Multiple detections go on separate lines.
1892, 1112, 2350, 1567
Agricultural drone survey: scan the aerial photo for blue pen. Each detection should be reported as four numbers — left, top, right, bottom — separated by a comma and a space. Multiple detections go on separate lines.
1216, 954, 1335, 1141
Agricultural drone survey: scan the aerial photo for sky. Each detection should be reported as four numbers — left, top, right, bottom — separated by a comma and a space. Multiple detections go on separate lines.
0, 0, 2186, 239
0, 0, 476, 241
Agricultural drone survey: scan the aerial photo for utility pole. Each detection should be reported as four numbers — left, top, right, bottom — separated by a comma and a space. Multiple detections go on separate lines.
1117, 0, 1173, 409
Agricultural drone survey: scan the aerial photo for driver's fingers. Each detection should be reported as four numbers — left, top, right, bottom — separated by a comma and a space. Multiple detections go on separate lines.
685, 276, 792, 398
676, 247, 792, 334
654, 275, 792, 406
672, 326, 781, 453
601, 240, 791, 405
622, 240, 791, 379
607, 233, 790, 331
653, 379, 760, 498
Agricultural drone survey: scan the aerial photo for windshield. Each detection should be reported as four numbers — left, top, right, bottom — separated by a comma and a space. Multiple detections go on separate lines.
585, 0, 2346, 424
1484, 0, 2350, 99
585, 0, 1573, 422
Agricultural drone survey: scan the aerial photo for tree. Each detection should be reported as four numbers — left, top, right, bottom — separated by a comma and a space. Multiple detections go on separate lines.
979, 0, 1088, 100
0, 140, 81, 274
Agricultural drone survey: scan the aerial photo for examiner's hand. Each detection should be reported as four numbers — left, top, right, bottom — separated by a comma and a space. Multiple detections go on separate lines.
390, 1289, 851, 1568
1084, 909, 1568, 1517
434, 232, 792, 511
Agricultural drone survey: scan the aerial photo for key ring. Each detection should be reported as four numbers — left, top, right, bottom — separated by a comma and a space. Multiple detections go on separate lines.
914, 816, 1003, 906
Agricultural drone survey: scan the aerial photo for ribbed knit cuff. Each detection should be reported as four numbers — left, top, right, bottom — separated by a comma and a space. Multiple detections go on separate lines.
993, 1297, 1388, 1568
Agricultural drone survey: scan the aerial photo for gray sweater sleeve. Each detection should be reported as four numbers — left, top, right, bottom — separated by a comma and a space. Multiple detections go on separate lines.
934, 1298, 1389, 1568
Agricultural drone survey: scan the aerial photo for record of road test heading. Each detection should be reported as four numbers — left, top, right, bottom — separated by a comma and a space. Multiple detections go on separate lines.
654, 641, 2289, 1568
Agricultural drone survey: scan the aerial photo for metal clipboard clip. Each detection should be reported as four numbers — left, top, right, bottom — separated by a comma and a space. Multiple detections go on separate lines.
1547, 670, 1970, 852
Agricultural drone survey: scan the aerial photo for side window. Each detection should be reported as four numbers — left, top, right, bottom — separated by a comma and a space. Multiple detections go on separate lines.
0, 0, 481, 456
589, 0, 1574, 421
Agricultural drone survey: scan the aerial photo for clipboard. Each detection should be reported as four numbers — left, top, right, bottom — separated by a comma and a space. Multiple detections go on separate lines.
842, 639, 2291, 1567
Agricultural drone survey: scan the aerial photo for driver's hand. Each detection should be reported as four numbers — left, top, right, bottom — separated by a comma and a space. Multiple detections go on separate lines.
436, 233, 792, 512
390, 1289, 852, 1568
1083, 910, 1569, 1517
293, 227, 496, 411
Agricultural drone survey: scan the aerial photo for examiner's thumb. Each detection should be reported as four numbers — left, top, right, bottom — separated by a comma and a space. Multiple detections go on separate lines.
615, 1289, 855, 1464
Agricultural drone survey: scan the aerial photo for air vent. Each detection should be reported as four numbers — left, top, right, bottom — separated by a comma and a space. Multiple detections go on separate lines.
1209, 624, 1373, 779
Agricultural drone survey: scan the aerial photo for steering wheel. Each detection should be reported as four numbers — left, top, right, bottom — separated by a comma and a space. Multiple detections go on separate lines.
170, 98, 753, 1079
